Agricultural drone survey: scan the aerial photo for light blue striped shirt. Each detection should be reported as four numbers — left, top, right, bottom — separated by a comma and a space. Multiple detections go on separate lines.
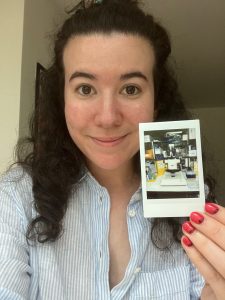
0, 167, 204, 299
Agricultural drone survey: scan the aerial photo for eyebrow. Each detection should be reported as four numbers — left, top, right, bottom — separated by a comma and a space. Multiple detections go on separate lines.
69, 71, 148, 82
120, 71, 148, 82
69, 71, 96, 82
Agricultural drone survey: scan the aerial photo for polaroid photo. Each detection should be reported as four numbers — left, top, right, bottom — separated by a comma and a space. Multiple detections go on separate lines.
139, 120, 205, 218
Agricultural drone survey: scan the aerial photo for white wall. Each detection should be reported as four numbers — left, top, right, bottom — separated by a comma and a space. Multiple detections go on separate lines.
0, 1, 25, 173
191, 106, 225, 204
19, 0, 66, 138
0, 0, 66, 175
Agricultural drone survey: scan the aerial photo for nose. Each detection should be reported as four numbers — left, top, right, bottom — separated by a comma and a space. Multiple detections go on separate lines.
94, 95, 122, 128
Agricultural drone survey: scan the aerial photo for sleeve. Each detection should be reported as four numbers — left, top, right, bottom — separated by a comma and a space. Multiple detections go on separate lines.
190, 261, 205, 299
0, 182, 32, 300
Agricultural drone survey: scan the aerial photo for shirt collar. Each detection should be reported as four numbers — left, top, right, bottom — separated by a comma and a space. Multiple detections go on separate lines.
79, 168, 142, 203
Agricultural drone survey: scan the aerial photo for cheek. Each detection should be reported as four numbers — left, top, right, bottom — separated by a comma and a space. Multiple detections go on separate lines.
128, 103, 154, 124
64, 105, 86, 147
140, 107, 154, 122
64, 103, 77, 130
127, 92, 155, 124
64, 101, 89, 131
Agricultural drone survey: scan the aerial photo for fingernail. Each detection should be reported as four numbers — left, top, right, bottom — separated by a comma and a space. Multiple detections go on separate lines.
182, 221, 195, 234
190, 212, 204, 224
205, 203, 219, 215
182, 236, 193, 247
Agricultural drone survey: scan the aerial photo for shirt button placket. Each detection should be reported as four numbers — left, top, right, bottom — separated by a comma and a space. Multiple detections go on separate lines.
99, 195, 103, 267
134, 267, 141, 274
98, 192, 110, 299
128, 209, 136, 217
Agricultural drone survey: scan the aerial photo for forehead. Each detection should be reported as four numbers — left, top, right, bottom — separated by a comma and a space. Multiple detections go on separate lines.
63, 33, 155, 75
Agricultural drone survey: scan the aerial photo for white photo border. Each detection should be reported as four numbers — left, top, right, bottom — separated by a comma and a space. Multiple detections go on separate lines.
139, 120, 205, 218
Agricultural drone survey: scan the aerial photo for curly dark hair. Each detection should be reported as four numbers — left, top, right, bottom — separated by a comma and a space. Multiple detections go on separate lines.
16, 0, 195, 245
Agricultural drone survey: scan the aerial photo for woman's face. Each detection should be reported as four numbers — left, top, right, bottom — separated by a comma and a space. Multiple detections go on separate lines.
64, 33, 155, 172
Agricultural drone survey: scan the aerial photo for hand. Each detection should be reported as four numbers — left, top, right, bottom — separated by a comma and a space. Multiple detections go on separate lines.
181, 203, 225, 300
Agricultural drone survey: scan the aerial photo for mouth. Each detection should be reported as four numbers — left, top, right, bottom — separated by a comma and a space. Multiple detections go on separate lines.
91, 135, 128, 147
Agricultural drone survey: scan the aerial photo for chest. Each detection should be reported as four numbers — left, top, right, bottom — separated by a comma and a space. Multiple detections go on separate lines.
31, 197, 195, 299
108, 205, 131, 288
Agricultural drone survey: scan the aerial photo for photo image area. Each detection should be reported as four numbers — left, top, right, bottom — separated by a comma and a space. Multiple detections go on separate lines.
144, 128, 199, 199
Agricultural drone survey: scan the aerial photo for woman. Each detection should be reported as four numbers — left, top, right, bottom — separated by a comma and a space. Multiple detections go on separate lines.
0, 0, 224, 299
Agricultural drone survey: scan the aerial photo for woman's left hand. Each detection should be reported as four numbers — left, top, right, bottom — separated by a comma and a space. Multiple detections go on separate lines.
181, 203, 225, 300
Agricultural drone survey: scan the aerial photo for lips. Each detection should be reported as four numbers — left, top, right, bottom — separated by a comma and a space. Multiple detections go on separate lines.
91, 135, 127, 147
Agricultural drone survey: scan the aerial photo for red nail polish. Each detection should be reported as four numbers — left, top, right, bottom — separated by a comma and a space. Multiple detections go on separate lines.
182, 221, 195, 234
182, 236, 193, 247
205, 203, 219, 214
190, 212, 204, 224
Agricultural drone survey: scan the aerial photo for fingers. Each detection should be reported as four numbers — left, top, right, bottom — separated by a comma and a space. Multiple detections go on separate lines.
204, 203, 225, 226
182, 223, 225, 279
184, 203, 225, 251
181, 237, 225, 299
181, 203, 225, 299
189, 211, 225, 251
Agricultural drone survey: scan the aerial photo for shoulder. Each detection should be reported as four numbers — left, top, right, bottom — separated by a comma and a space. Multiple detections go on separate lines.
0, 165, 33, 221
0, 165, 32, 193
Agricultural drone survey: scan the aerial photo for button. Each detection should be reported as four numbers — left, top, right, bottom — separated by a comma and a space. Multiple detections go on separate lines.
128, 209, 136, 217
99, 196, 103, 203
134, 267, 141, 274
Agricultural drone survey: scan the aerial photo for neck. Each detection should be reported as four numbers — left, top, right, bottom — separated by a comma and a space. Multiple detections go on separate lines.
87, 161, 140, 196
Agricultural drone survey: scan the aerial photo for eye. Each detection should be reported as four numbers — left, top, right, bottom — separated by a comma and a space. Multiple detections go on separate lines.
76, 84, 95, 96
121, 85, 141, 96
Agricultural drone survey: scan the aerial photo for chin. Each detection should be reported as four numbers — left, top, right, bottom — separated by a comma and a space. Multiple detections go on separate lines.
87, 154, 134, 172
